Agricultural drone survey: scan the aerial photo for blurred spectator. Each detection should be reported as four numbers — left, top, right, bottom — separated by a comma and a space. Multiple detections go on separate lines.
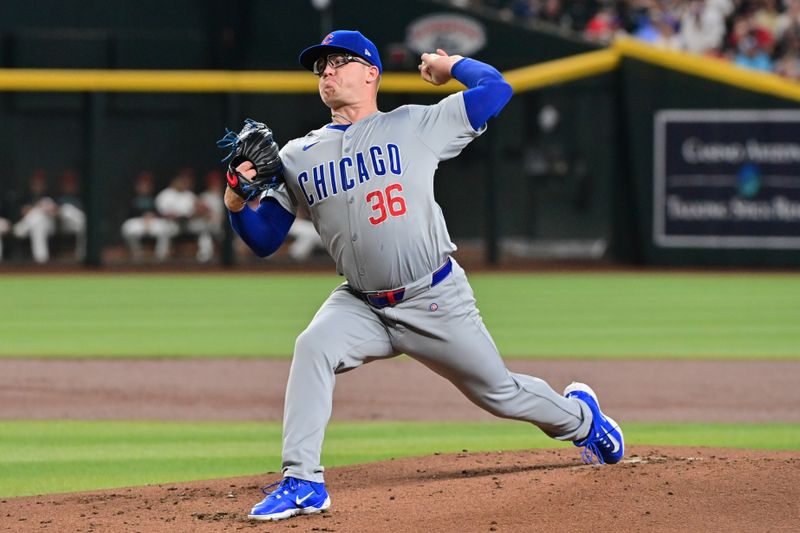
753, 0, 782, 37
447, 0, 480, 7
231, 197, 324, 263
734, 30, 774, 71
566, 0, 603, 31
198, 170, 226, 227
194, 170, 226, 262
652, 12, 682, 49
775, 0, 800, 39
584, 7, 622, 42
154, 170, 217, 262
55, 170, 86, 261
679, 0, 727, 54
121, 171, 175, 262
632, 10, 661, 43
155, 170, 198, 261
775, 23, 800, 76
287, 207, 324, 262
12, 170, 57, 263
474, 0, 800, 79
505, 0, 572, 27
709, 0, 735, 19
0, 200, 9, 262
508, 0, 537, 19
542, 0, 569, 26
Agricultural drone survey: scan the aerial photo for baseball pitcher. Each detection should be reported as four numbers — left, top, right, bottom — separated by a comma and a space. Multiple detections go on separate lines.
218, 30, 624, 522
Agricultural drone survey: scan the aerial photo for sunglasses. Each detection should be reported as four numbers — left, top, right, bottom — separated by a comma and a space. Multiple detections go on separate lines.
313, 53, 372, 76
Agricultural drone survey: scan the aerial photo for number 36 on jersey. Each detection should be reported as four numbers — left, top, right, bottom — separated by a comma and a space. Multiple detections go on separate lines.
366, 183, 407, 225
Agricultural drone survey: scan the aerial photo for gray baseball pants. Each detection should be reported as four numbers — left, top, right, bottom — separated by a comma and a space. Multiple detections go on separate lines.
281, 258, 592, 482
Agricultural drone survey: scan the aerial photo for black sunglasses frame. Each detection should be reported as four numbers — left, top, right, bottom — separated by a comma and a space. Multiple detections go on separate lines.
313, 53, 372, 76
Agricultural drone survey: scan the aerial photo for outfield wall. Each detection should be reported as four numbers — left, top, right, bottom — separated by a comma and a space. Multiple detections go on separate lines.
0, 1, 609, 266
614, 43, 800, 267
1, 3, 798, 267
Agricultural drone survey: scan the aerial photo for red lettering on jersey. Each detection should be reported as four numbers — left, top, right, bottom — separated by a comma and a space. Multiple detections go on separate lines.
367, 184, 407, 225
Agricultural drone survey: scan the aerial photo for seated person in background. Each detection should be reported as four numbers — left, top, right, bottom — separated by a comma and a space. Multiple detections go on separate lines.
54, 170, 87, 261
155, 169, 217, 262
193, 170, 227, 262
121, 171, 175, 261
154, 170, 197, 260
232, 201, 324, 263
287, 206, 324, 262
0, 199, 10, 262
12, 170, 57, 263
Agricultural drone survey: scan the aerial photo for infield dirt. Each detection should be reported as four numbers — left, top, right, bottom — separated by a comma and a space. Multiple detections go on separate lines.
3, 447, 798, 532
2, 358, 799, 532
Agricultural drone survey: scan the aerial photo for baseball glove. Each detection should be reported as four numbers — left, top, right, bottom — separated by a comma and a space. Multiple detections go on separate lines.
216, 118, 284, 201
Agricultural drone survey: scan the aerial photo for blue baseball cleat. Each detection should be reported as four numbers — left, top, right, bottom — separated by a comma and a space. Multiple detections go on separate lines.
564, 382, 624, 465
248, 477, 331, 521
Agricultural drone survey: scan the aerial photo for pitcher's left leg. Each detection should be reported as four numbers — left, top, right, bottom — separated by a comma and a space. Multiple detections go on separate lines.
390, 261, 591, 441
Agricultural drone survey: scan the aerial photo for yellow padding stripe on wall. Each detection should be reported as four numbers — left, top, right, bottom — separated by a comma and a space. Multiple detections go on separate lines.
613, 37, 800, 102
0, 53, 618, 94
0, 69, 318, 93
503, 49, 618, 91
0, 39, 797, 101
0, 68, 461, 94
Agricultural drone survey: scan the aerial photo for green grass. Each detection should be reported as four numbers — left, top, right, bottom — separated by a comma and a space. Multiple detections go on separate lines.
0, 273, 798, 358
1, 420, 797, 498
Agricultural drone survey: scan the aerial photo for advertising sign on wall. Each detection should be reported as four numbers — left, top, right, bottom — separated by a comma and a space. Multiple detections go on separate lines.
405, 13, 486, 56
653, 110, 800, 249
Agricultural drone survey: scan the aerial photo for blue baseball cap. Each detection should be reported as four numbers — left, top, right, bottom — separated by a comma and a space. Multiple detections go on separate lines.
299, 30, 382, 74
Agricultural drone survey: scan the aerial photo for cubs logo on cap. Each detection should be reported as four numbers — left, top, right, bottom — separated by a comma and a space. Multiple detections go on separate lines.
299, 30, 383, 74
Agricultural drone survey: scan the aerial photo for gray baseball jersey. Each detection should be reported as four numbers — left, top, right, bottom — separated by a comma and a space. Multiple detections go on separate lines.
263, 91, 593, 484
268, 92, 478, 292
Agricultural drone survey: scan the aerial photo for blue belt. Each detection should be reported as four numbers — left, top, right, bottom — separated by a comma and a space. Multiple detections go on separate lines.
363, 258, 453, 309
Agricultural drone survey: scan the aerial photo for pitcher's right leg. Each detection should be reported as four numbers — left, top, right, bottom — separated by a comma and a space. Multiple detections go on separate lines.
250, 286, 397, 521
279, 286, 397, 482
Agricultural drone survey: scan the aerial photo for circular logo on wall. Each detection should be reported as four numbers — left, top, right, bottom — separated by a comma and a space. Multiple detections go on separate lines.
406, 13, 487, 56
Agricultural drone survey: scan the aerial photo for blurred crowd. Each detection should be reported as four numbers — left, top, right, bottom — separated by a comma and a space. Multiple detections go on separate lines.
0, 168, 226, 264
120, 169, 225, 264
0, 170, 86, 264
449, 0, 800, 79
0, 168, 324, 265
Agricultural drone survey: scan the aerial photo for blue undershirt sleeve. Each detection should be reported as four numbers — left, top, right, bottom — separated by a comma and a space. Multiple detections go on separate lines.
450, 57, 513, 131
228, 197, 296, 257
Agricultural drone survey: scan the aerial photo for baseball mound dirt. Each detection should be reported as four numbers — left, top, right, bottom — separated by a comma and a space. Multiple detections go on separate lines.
3, 447, 799, 532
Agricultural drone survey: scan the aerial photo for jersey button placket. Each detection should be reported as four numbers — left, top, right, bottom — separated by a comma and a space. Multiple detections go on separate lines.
342, 134, 366, 279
